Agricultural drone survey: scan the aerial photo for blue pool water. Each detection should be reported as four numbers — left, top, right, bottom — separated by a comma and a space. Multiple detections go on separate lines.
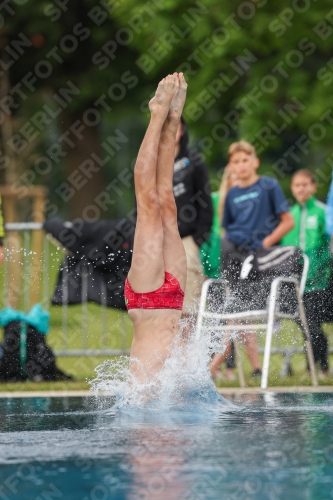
0, 393, 333, 499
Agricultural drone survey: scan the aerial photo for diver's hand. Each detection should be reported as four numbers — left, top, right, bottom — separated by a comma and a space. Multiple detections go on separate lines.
262, 236, 272, 248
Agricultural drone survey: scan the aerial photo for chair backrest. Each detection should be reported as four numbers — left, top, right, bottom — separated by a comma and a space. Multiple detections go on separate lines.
299, 253, 309, 296
221, 247, 308, 315
223, 245, 303, 283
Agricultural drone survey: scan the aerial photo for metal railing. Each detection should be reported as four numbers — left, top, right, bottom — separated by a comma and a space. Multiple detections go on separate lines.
3, 222, 131, 357
2, 223, 330, 372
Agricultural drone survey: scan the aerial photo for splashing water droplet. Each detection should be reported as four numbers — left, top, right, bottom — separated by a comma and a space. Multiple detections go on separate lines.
91, 317, 235, 414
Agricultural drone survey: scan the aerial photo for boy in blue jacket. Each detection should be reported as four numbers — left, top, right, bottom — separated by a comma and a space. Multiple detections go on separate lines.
210, 141, 294, 379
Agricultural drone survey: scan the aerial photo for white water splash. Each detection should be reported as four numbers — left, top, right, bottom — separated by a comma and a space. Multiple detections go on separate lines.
91, 316, 235, 412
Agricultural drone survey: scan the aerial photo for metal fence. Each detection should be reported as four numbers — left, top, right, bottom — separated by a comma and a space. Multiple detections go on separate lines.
2, 222, 330, 375
3, 222, 131, 357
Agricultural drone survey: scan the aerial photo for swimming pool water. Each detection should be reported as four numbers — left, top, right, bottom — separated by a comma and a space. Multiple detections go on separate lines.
0, 393, 332, 500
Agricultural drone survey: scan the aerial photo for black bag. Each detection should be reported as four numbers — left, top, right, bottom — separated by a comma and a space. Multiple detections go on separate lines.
0, 321, 21, 381
44, 217, 135, 309
221, 238, 303, 313
222, 238, 303, 283
0, 321, 73, 382
51, 254, 129, 309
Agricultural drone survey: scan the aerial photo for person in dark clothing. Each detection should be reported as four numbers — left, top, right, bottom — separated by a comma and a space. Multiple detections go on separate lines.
173, 117, 213, 322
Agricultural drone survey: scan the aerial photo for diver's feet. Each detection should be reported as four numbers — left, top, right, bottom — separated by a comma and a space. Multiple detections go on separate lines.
169, 72, 187, 122
148, 74, 179, 120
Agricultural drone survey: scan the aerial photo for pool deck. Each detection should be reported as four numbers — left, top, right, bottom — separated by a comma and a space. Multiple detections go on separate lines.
0, 387, 332, 397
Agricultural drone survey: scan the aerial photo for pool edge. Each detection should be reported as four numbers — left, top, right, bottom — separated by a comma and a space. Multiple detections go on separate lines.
0, 387, 331, 397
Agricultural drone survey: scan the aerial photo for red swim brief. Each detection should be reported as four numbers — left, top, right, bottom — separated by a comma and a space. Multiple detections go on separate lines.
124, 272, 184, 311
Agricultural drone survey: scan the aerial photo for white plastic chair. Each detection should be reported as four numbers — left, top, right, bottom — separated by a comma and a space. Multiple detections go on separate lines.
196, 254, 317, 389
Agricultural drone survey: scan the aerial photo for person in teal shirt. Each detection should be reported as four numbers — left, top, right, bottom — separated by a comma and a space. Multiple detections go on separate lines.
200, 167, 237, 278
281, 169, 331, 374
200, 191, 222, 279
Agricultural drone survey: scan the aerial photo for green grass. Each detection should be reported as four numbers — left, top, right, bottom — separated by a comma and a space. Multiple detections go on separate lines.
0, 304, 134, 391
0, 238, 332, 391
47, 303, 133, 353
214, 320, 333, 388
0, 381, 90, 392
0, 317, 332, 392
0, 240, 134, 391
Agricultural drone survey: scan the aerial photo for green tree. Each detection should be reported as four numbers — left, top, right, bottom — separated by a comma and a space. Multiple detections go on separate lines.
112, 0, 333, 198
2, 0, 333, 221
2, 0, 144, 218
